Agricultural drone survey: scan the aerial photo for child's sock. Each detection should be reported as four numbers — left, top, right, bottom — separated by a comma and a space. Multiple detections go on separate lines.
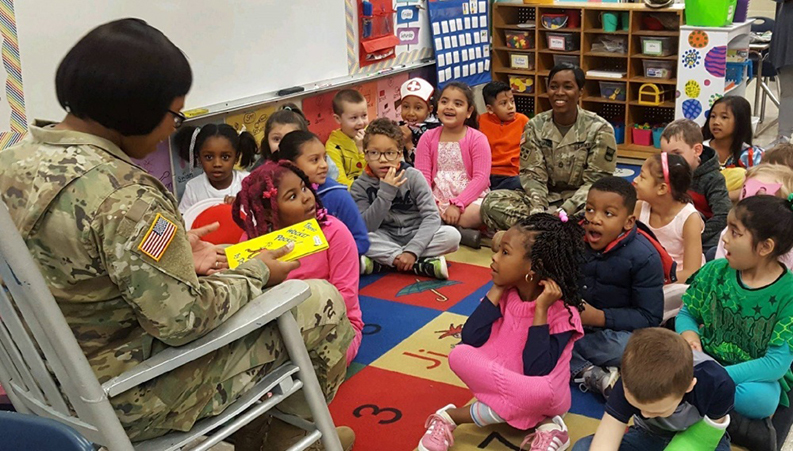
469, 401, 504, 427
436, 404, 457, 426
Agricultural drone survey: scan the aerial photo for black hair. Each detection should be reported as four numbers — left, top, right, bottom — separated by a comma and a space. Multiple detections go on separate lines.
590, 176, 638, 212
261, 104, 309, 161
549, 63, 585, 89
514, 213, 585, 325
650, 153, 692, 203
482, 81, 512, 106
56, 18, 191, 136
733, 195, 793, 259
175, 123, 258, 168
702, 96, 754, 166
439, 82, 478, 129
277, 130, 323, 162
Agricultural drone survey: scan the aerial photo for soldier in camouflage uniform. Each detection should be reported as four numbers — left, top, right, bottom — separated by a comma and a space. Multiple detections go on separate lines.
0, 19, 353, 448
481, 64, 618, 231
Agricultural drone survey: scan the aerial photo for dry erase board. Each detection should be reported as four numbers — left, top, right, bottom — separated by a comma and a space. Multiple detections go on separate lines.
428, 0, 492, 88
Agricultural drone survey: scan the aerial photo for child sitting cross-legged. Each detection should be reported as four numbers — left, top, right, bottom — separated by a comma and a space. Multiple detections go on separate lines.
572, 177, 665, 400
676, 195, 793, 451
351, 118, 460, 280
232, 160, 363, 365
419, 213, 584, 451
574, 327, 735, 451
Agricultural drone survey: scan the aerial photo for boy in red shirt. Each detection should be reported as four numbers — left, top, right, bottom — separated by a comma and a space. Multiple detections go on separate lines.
478, 81, 530, 191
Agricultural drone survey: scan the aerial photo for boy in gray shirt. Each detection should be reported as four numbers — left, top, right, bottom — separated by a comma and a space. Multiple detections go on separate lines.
350, 118, 460, 280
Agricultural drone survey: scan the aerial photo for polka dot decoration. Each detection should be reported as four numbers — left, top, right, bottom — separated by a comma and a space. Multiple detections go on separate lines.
682, 49, 701, 69
704, 79, 711, 86
685, 80, 701, 99
709, 93, 723, 107
704, 46, 727, 78
688, 30, 709, 48
682, 99, 703, 120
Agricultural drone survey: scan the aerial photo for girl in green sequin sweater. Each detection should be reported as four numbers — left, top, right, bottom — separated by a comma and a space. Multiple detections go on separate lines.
676, 195, 793, 420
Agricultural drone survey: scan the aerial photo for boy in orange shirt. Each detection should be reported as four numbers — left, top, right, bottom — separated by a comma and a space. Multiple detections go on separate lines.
478, 81, 530, 191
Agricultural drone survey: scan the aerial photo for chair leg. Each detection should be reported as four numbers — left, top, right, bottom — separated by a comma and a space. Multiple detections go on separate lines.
277, 312, 342, 451
761, 76, 769, 123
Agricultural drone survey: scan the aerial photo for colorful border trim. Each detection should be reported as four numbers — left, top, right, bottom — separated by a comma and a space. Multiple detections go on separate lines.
0, 0, 25, 149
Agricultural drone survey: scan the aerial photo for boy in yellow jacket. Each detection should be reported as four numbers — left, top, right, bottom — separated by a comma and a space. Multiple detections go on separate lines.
327, 89, 370, 187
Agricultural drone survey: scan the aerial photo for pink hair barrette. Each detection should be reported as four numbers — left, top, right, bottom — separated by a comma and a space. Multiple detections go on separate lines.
558, 210, 569, 223
262, 187, 278, 199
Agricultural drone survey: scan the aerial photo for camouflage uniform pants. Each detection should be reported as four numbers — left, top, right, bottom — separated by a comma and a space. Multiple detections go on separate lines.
114, 279, 354, 441
481, 190, 574, 231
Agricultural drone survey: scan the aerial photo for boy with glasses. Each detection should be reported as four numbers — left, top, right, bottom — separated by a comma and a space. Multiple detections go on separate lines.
350, 118, 461, 280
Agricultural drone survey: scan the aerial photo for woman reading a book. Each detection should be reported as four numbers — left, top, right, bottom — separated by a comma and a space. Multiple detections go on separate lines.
481, 63, 618, 231
234, 160, 364, 364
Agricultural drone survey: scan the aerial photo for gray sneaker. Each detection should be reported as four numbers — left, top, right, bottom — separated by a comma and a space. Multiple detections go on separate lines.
575, 366, 620, 400
412, 256, 449, 280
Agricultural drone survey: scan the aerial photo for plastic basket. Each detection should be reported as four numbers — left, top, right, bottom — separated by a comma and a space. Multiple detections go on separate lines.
686, 0, 737, 27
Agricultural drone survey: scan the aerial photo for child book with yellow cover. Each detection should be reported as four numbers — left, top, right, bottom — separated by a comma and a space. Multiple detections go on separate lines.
225, 218, 328, 269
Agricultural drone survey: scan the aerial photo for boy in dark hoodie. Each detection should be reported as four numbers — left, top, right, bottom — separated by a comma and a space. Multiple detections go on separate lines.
351, 118, 460, 280
573, 177, 665, 399
661, 119, 731, 253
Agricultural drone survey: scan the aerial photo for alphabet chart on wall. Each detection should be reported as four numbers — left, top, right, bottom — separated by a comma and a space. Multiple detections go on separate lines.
427, 0, 491, 88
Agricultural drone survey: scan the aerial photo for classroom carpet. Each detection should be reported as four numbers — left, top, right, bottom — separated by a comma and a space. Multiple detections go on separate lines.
326, 162, 756, 451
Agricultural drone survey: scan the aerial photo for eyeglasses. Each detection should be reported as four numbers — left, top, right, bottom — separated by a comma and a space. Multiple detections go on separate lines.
168, 109, 186, 129
364, 150, 401, 161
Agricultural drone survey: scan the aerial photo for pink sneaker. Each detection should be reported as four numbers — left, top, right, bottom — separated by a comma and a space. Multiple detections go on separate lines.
520, 416, 570, 451
418, 405, 457, 451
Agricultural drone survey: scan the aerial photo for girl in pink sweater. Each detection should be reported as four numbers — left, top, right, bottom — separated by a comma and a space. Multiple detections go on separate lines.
415, 82, 491, 247
418, 213, 584, 451
233, 160, 363, 364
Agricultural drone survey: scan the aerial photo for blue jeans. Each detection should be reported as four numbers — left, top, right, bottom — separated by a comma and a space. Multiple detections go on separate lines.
570, 329, 632, 376
573, 426, 731, 451
489, 174, 521, 191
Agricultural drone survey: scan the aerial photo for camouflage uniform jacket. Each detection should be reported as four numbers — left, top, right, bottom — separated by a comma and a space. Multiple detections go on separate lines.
0, 122, 272, 384
520, 108, 618, 214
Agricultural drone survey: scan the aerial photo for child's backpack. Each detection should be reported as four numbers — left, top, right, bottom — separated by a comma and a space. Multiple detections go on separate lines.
636, 220, 678, 284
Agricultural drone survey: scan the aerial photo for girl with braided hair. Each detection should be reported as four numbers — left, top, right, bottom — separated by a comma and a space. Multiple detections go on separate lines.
232, 160, 363, 364
418, 213, 585, 451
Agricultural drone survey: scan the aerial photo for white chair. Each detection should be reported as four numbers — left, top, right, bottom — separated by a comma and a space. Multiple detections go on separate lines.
0, 202, 342, 451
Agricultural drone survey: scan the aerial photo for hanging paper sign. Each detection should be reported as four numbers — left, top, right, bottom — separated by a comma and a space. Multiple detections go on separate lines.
397, 5, 419, 24
398, 27, 420, 45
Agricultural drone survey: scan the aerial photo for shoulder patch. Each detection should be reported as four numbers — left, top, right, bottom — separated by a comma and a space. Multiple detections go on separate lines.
138, 213, 178, 261
605, 147, 616, 162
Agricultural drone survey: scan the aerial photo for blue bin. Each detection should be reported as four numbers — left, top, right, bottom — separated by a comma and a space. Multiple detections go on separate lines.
612, 122, 625, 145
652, 126, 665, 149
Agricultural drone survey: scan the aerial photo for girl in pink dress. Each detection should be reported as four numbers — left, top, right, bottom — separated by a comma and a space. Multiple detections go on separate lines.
233, 160, 363, 365
415, 82, 491, 248
418, 213, 585, 451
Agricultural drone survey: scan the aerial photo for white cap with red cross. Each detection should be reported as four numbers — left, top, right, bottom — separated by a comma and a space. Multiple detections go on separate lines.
400, 78, 434, 104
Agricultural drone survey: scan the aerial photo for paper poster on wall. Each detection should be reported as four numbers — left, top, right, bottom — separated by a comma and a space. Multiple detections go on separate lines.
398, 27, 420, 45
133, 140, 174, 192
303, 90, 340, 143
355, 82, 379, 124
377, 72, 409, 121
225, 105, 278, 145
397, 5, 418, 24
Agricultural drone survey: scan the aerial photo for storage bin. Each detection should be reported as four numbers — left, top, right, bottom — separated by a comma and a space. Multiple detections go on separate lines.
509, 76, 534, 93
541, 13, 568, 30
643, 60, 675, 79
553, 54, 579, 67
599, 81, 626, 101
653, 126, 665, 149
686, 0, 737, 27
641, 36, 674, 57
505, 30, 534, 50
510, 53, 534, 70
612, 122, 625, 145
632, 127, 652, 146
546, 32, 578, 51
726, 60, 752, 86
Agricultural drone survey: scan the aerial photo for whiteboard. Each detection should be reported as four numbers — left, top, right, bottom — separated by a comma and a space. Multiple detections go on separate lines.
16, 0, 348, 121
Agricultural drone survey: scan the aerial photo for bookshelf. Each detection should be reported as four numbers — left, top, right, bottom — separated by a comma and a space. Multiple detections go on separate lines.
491, 2, 684, 160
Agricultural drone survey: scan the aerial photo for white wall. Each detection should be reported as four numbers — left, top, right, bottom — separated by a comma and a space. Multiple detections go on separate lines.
15, 0, 348, 121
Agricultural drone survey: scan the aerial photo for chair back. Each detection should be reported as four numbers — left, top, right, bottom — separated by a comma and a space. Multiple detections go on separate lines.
0, 203, 133, 450
0, 410, 95, 451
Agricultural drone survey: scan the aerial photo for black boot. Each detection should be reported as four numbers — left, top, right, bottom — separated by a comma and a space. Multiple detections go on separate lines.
727, 410, 777, 451
457, 227, 481, 249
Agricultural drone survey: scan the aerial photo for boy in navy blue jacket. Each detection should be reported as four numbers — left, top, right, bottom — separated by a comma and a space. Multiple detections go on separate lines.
572, 177, 664, 399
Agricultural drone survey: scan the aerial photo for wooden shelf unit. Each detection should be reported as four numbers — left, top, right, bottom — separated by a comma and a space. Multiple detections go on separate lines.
491, 2, 683, 160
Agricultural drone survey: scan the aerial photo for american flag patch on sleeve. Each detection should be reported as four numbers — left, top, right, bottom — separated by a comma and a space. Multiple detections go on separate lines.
138, 213, 178, 261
